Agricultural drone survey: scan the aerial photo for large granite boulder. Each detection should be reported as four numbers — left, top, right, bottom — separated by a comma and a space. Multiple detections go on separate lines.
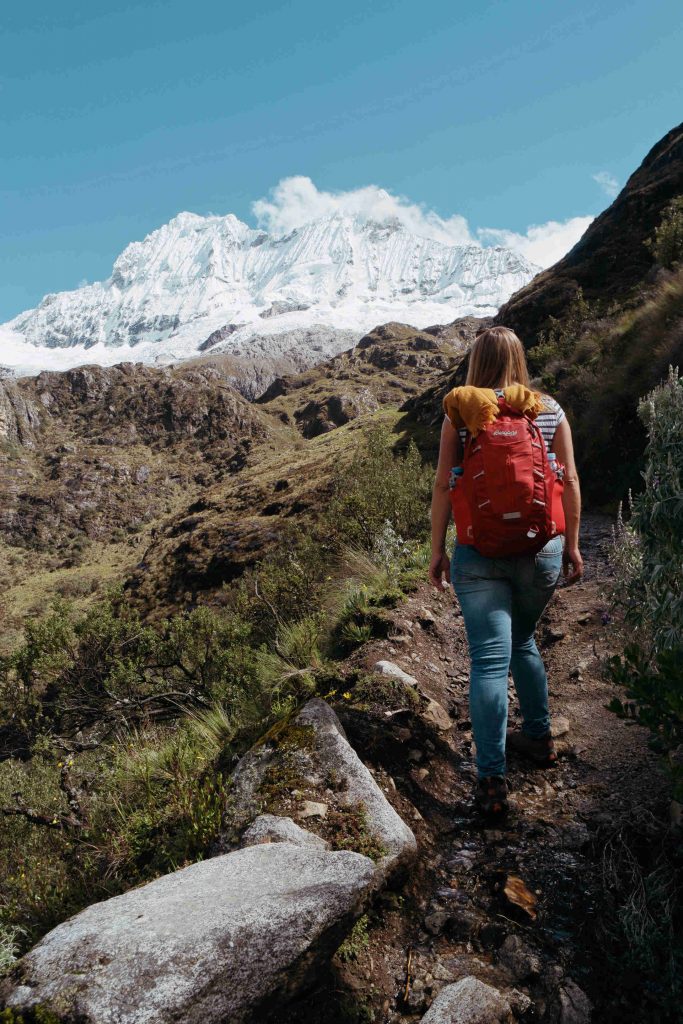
1, 843, 376, 1023
1, 699, 417, 1022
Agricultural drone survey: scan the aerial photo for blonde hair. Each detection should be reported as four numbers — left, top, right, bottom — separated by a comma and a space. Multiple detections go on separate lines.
466, 326, 531, 389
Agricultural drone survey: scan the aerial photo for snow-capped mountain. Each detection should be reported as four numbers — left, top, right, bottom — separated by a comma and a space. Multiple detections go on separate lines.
0, 211, 539, 378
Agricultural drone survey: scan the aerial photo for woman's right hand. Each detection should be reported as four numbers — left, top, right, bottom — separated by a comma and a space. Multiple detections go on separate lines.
429, 551, 451, 590
562, 544, 584, 585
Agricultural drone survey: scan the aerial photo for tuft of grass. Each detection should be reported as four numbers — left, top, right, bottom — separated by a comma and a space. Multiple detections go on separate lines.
0, 922, 23, 976
594, 813, 683, 1023
336, 914, 370, 963
325, 802, 387, 862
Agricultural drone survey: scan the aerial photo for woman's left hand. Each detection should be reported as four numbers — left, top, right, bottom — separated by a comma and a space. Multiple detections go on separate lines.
429, 551, 451, 590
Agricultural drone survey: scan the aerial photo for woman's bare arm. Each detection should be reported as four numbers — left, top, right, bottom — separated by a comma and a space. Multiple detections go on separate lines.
429, 415, 461, 589
553, 417, 584, 584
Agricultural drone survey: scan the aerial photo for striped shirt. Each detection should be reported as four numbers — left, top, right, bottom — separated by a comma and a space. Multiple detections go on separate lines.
457, 391, 565, 452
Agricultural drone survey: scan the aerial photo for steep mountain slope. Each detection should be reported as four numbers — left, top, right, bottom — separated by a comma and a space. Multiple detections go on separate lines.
0, 363, 283, 564
1, 212, 537, 384
0, 318, 470, 632
117, 321, 472, 611
494, 122, 683, 344
406, 122, 683, 505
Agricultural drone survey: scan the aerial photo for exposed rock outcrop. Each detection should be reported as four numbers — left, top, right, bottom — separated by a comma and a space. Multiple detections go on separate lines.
0, 699, 417, 1022
494, 122, 683, 343
223, 698, 417, 881
0, 376, 40, 445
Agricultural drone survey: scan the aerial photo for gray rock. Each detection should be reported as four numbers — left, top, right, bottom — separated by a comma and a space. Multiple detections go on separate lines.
497, 934, 542, 979
1, 843, 375, 1024
241, 813, 329, 849
374, 660, 419, 687
420, 976, 514, 1023
550, 978, 593, 1024
296, 699, 418, 876
298, 800, 328, 819
422, 698, 452, 732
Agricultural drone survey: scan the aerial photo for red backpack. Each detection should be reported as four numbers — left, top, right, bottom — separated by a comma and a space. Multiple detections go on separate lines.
449, 396, 565, 557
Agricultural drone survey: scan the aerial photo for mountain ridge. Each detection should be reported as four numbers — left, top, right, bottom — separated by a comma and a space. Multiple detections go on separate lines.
1, 210, 538, 381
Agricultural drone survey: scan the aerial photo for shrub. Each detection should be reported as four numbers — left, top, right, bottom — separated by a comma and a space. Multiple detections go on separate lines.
527, 289, 592, 383
646, 196, 683, 270
0, 921, 22, 975
608, 368, 683, 797
558, 270, 683, 504
0, 593, 265, 756
326, 424, 432, 548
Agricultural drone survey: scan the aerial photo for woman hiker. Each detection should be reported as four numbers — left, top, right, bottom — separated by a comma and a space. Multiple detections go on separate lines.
428, 326, 583, 817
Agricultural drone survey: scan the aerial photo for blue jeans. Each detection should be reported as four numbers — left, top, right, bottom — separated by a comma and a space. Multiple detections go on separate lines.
450, 535, 563, 779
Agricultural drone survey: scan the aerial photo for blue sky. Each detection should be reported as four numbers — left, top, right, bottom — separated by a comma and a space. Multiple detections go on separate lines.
1, 0, 681, 321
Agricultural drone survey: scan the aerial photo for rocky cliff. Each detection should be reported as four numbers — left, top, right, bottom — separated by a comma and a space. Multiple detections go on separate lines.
494, 122, 683, 344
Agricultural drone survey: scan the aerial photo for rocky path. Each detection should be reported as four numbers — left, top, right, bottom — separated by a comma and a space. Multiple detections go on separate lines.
281, 514, 669, 1023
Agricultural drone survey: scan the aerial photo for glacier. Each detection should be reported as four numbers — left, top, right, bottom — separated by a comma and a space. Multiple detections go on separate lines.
0, 210, 540, 378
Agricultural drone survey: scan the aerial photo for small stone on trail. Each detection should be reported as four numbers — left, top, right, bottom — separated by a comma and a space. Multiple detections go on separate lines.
299, 800, 328, 819
419, 976, 515, 1023
408, 749, 423, 762
422, 698, 452, 732
553, 977, 593, 1023
552, 716, 571, 737
497, 934, 542, 979
418, 606, 437, 630
374, 660, 418, 687
424, 909, 451, 935
576, 612, 592, 625
548, 628, 566, 642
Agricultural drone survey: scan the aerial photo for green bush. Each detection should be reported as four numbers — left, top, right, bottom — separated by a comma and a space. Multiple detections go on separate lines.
557, 270, 683, 504
326, 424, 432, 549
0, 592, 265, 756
528, 288, 592, 384
0, 921, 22, 975
646, 196, 683, 270
609, 368, 683, 797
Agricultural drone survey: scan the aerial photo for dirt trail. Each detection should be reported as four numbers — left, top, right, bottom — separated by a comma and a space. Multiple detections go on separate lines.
280, 514, 669, 1023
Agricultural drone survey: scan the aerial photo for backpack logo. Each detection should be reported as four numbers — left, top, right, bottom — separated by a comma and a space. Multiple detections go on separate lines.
492, 429, 518, 437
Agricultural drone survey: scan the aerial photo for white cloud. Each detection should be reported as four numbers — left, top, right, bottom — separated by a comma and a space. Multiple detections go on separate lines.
592, 171, 620, 199
252, 176, 475, 246
252, 176, 592, 270
476, 216, 594, 269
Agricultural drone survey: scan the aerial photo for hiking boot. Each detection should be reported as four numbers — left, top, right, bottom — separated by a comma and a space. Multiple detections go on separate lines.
475, 775, 509, 818
506, 729, 558, 767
